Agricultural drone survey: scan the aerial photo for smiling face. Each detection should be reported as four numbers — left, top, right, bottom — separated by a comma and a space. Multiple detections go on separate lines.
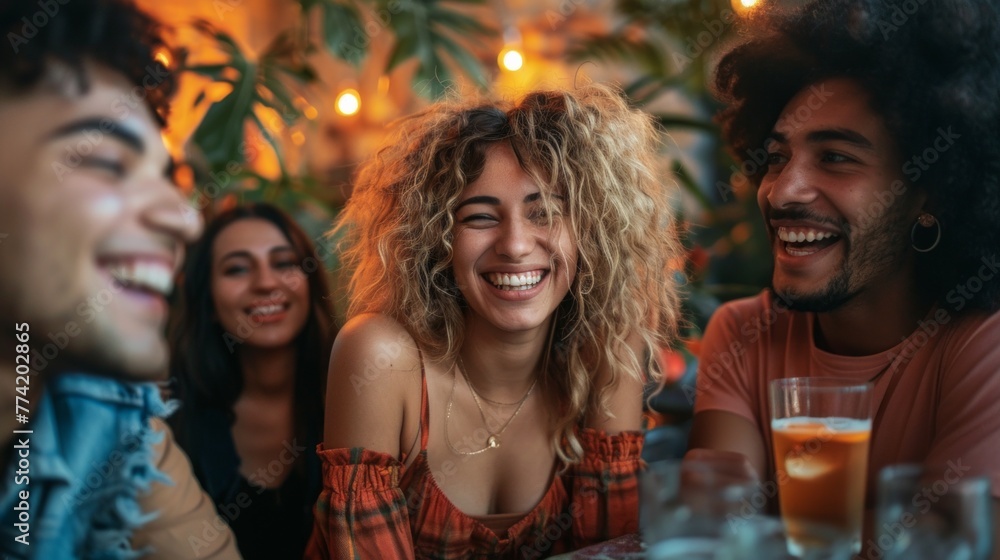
210, 218, 311, 351
759, 78, 925, 311
451, 143, 578, 336
0, 61, 201, 380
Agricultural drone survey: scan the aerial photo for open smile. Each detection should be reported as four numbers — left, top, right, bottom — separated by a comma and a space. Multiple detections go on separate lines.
776, 226, 842, 258
101, 257, 174, 296
246, 301, 290, 323
480, 269, 549, 300
484, 270, 545, 291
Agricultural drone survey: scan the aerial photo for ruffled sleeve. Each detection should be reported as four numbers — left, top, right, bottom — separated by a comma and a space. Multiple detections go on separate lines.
561, 428, 644, 550
304, 446, 415, 560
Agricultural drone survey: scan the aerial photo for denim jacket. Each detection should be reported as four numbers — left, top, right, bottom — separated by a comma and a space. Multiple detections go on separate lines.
0, 373, 175, 560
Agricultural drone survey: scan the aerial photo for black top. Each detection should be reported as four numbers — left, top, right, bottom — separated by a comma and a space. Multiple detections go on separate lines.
171, 406, 321, 560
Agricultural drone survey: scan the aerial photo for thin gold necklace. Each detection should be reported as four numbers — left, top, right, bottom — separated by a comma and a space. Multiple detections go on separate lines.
445, 358, 537, 456
459, 355, 527, 406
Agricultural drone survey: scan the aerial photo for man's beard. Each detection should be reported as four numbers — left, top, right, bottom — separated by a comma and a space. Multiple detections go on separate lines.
770, 214, 907, 313
772, 271, 859, 312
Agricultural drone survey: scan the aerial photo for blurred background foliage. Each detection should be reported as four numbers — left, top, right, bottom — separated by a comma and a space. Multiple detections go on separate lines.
157, 0, 773, 407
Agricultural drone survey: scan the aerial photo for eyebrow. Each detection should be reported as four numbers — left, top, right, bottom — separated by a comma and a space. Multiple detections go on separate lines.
219, 246, 296, 262
455, 192, 559, 211
47, 117, 145, 153
768, 128, 875, 151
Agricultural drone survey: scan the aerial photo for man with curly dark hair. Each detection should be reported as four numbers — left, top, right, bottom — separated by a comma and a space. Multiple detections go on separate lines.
688, 0, 1000, 555
0, 0, 239, 558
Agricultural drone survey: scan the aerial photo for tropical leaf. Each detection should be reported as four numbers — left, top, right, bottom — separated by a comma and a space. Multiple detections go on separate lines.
435, 32, 488, 88
672, 160, 713, 211
312, 0, 368, 66
569, 33, 668, 75
380, 0, 496, 98
656, 113, 717, 133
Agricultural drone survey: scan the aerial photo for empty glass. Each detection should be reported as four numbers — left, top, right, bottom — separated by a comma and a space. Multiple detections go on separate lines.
641, 458, 759, 559
875, 464, 994, 560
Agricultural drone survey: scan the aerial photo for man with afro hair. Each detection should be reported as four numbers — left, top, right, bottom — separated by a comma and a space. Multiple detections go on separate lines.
689, 0, 1000, 556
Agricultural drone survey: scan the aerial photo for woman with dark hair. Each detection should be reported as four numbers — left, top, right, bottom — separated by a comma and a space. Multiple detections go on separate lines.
169, 203, 335, 560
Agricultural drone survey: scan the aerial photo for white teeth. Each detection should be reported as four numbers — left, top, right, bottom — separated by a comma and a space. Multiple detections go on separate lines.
109, 261, 173, 295
487, 271, 543, 290
777, 227, 839, 243
249, 304, 284, 316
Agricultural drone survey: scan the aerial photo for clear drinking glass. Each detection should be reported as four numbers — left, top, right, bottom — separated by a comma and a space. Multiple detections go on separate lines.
641, 458, 759, 560
875, 464, 994, 560
769, 377, 873, 555
715, 516, 853, 560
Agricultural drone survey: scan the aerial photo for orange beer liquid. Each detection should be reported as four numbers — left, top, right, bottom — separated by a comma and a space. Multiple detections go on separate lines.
771, 417, 871, 548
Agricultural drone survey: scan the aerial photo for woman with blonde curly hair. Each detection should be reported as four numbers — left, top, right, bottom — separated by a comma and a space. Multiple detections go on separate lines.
306, 83, 682, 558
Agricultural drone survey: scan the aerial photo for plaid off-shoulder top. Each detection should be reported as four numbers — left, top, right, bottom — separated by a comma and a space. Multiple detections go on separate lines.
304, 360, 643, 559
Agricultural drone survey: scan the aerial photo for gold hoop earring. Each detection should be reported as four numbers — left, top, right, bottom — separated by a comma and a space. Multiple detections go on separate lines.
911, 213, 941, 253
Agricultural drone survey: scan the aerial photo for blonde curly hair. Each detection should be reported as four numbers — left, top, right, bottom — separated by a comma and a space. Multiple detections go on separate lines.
335, 83, 682, 462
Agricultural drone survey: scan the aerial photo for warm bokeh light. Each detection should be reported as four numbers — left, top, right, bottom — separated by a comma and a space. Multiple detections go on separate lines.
730, 222, 751, 245
335, 89, 360, 116
291, 130, 305, 146
732, 0, 760, 12
303, 105, 318, 120
499, 48, 524, 72
153, 48, 171, 69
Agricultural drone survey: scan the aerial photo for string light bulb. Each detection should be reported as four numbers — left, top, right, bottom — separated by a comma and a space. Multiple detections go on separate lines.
732, 0, 759, 11
498, 47, 523, 72
335, 89, 360, 116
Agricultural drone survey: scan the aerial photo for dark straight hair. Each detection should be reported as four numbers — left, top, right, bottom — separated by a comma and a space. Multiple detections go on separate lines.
169, 203, 335, 450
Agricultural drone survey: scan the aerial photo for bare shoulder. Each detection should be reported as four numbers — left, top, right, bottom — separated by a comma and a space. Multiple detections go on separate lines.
324, 313, 423, 455
333, 313, 422, 375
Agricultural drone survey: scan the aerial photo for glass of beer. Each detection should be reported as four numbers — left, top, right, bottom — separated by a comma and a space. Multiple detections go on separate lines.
769, 377, 873, 555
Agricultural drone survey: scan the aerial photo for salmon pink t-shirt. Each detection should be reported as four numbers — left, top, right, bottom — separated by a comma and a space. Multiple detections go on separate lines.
693, 291, 1000, 501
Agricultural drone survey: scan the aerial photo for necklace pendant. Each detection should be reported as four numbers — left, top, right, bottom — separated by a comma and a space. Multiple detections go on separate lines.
487, 434, 500, 449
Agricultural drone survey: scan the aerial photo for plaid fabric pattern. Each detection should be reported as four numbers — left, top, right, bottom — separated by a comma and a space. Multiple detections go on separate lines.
304, 428, 642, 559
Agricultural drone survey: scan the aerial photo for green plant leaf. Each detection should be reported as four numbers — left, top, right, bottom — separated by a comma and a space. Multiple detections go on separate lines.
383, 0, 494, 98
248, 110, 288, 177
656, 113, 717, 133
434, 32, 487, 88
672, 160, 713, 211
427, 6, 495, 36
317, 0, 367, 66
191, 62, 257, 166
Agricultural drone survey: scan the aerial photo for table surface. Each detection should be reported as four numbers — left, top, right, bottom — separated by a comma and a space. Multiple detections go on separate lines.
545, 533, 645, 559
